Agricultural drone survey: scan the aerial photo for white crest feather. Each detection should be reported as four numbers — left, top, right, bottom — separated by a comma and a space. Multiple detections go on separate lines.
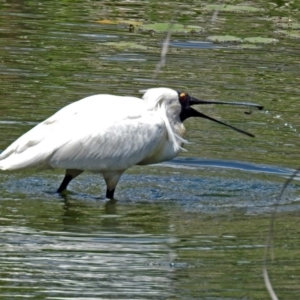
158, 102, 187, 152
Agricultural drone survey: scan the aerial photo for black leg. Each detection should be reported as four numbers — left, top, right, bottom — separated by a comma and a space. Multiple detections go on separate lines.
106, 188, 115, 199
57, 174, 73, 193
57, 169, 83, 193
103, 171, 123, 200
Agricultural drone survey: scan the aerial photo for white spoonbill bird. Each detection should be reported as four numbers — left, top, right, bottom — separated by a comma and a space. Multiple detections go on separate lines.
0, 88, 263, 198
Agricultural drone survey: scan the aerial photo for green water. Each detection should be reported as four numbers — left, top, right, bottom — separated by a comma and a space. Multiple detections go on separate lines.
0, 0, 300, 299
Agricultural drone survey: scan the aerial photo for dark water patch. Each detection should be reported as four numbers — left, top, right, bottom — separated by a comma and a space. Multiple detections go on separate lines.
167, 157, 293, 177
0, 121, 38, 126
79, 33, 119, 40
169, 40, 220, 49
101, 54, 147, 62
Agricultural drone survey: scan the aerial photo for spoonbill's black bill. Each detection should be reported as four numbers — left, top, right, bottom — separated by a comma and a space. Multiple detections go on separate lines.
0, 88, 263, 199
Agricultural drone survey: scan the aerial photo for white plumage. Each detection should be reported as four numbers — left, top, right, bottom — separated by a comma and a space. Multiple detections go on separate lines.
0, 87, 263, 198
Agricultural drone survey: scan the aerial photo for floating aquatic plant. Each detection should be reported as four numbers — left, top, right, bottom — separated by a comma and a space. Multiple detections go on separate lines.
276, 30, 300, 39
207, 35, 278, 44
139, 22, 202, 33
204, 4, 263, 13
243, 37, 278, 44
206, 35, 242, 43
236, 44, 262, 49
96, 19, 143, 26
276, 22, 300, 29
101, 41, 149, 50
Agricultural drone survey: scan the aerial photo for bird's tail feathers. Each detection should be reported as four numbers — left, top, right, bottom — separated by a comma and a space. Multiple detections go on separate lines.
0, 148, 52, 171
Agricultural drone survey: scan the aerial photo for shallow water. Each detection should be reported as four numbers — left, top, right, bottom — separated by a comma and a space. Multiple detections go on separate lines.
1, 0, 300, 299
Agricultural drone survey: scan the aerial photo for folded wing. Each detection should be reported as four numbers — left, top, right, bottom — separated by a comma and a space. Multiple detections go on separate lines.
0, 94, 167, 171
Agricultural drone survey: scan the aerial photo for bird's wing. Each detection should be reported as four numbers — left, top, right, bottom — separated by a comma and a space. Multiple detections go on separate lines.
0, 95, 168, 171
48, 112, 167, 171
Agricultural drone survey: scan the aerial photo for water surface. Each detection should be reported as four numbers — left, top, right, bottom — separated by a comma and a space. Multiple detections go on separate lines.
1, 0, 300, 299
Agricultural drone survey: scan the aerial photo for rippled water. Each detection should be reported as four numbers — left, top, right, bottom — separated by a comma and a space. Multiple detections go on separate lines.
1, 0, 300, 299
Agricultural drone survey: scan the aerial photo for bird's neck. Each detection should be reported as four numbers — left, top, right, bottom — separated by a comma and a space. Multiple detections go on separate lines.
160, 105, 187, 152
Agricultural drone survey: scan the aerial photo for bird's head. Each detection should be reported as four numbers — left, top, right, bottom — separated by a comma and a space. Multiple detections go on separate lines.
142, 87, 263, 137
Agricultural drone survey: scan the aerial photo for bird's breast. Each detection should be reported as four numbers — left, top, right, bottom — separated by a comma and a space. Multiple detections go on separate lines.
138, 126, 186, 165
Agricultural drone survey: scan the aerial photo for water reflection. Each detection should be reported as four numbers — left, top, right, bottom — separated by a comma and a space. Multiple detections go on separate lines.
0, 198, 176, 299
1, 186, 299, 299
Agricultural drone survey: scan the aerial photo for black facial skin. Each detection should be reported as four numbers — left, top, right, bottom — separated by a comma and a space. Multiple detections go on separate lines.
177, 92, 263, 138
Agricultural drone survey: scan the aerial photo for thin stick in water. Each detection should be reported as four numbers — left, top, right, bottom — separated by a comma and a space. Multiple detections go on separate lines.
263, 166, 300, 300
153, 23, 173, 78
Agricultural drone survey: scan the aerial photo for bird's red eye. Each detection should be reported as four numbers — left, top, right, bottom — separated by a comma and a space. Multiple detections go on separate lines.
179, 92, 187, 103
